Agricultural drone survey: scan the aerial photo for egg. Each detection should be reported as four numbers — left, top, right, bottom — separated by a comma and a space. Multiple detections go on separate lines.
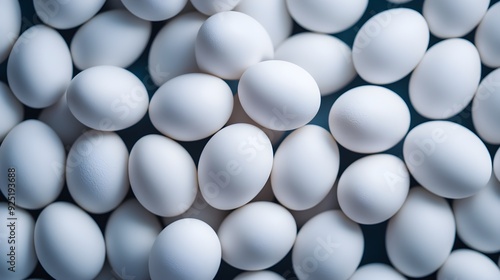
121, 0, 187, 21
475, 2, 500, 68
238, 60, 321, 131
286, 0, 367, 34
195, 11, 273, 80
275, 32, 356, 96
148, 12, 206, 86
0, 120, 65, 209
0, 81, 23, 141
105, 199, 162, 280
34, 202, 105, 280
495, 147, 500, 182
271, 125, 340, 211
290, 183, 339, 228
437, 249, 500, 280
454, 174, 500, 253
403, 121, 491, 199
472, 68, 500, 144
352, 8, 428, 84
149, 73, 233, 141
149, 218, 221, 280
234, 271, 285, 280
198, 124, 273, 210
292, 210, 363, 280
423, 0, 489, 38
386, 187, 455, 278
218, 202, 296, 270
0, 203, 37, 280
338, 154, 410, 225
70, 9, 152, 70
129, 134, 198, 217
190, 0, 241, 15
409, 38, 481, 119
7, 24, 72, 108
66, 65, 149, 131
0, 0, 21, 63
66, 130, 129, 214
33, 0, 106, 29
328, 85, 411, 153
349, 263, 406, 280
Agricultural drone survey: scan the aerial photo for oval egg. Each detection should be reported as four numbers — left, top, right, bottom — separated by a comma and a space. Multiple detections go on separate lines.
475, 2, 500, 68
234, 271, 285, 280
0, 0, 21, 63
350, 263, 406, 280
0, 81, 23, 141
33, 0, 106, 29
437, 249, 500, 280
121, 0, 187, 21
190, 0, 241, 15
472, 68, 500, 144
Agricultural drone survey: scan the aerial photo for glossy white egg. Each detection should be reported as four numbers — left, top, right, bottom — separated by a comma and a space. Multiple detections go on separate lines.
190, 0, 241, 15
34, 202, 105, 280
437, 249, 500, 280
272, 125, 339, 211
350, 263, 406, 280
0, 120, 65, 209
338, 154, 409, 225
475, 2, 500, 68
149, 73, 233, 141
238, 60, 321, 131
403, 121, 491, 199
149, 218, 221, 280
275, 33, 356, 96
0, 0, 21, 63
409, 38, 481, 119
195, 11, 273, 80
7, 24, 72, 108
0, 81, 23, 141
218, 202, 296, 270
234, 271, 285, 280
71, 9, 152, 69
105, 199, 162, 280
33, 0, 105, 29
495, 147, 500, 182
286, 0, 367, 34
66, 65, 149, 131
329, 85, 410, 153
198, 124, 273, 210
353, 8, 428, 84
472, 68, 500, 144
292, 210, 364, 280
386, 187, 455, 278
148, 12, 206, 86
121, 0, 187, 21
129, 134, 198, 217
290, 183, 339, 228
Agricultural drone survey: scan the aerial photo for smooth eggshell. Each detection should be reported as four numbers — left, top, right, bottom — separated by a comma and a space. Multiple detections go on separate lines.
190, 0, 241, 15
234, 271, 285, 280
121, 0, 187, 21
349, 263, 406, 280
33, 0, 106, 29
472, 68, 500, 144
475, 2, 500, 68
437, 249, 500, 280
0, 0, 21, 63
0, 81, 23, 141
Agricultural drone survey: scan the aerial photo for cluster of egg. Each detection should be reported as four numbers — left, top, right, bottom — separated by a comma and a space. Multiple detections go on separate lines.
1, 0, 500, 279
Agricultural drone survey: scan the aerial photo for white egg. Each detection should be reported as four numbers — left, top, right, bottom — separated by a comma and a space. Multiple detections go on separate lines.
0, 81, 23, 141
66, 65, 149, 131
7, 24, 72, 108
0, 203, 37, 280
352, 8, 429, 84
149, 218, 221, 280
454, 174, 500, 253
338, 154, 410, 225
195, 11, 273, 80
386, 187, 455, 278
238, 60, 321, 131
272, 125, 340, 211
129, 134, 198, 217
495, 147, 500, 182
33, 0, 105, 29
66, 130, 129, 214
70, 9, 152, 70
121, 0, 187, 21
218, 202, 296, 270
409, 38, 481, 119
149, 73, 233, 141
234, 0, 293, 47
234, 271, 285, 280
190, 0, 241, 15
290, 183, 339, 228
293, 210, 364, 280
198, 124, 273, 210
423, 0, 489, 38
286, 0, 367, 34
475, 2, 500, 68
275, 32, 356, 96
349, 263, 406, 280
403, 121, 491, 199
34, 202, 105, 280
437, 249, 500, 280
472, 68, 500, 144
0, 120, 65, 209
328, 85, 410, 153
0, 0, 21, 63
148, 12, 206, 86
105, 199, 162, 280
